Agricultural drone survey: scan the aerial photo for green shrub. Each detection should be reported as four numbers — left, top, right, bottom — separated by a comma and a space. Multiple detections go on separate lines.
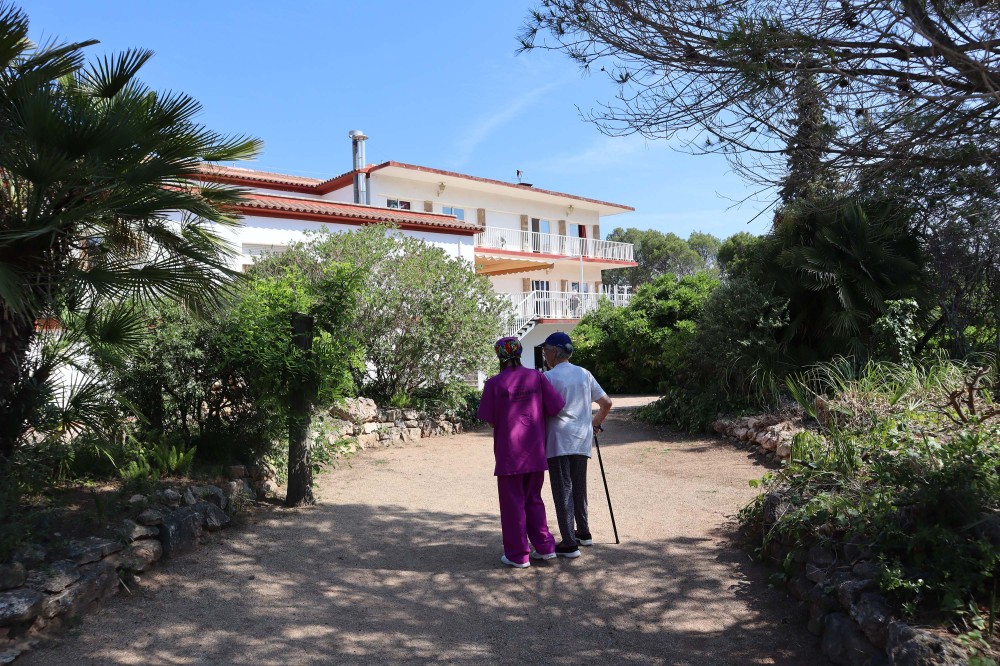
741, 359, 1000, 626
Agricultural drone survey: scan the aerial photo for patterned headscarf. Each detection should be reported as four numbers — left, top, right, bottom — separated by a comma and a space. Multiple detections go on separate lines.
494, 336, 523, 363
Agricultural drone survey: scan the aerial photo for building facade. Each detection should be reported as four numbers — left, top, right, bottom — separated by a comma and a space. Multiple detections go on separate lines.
197, 132, 636, 363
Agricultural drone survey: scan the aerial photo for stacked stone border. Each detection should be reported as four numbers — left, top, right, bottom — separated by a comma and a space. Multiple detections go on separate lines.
712, 413, 804, 463
0, 481, 250, 664
718, 409, 980, 665
324, 397, 467, 452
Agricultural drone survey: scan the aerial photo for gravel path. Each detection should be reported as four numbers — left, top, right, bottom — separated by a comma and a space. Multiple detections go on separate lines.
22, 396, 827, 665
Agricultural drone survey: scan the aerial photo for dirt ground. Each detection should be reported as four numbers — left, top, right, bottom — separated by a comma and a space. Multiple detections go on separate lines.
21, 396, 828, 665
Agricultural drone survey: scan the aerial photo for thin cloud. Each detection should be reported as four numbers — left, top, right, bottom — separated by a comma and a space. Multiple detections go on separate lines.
452, 82, 560, 167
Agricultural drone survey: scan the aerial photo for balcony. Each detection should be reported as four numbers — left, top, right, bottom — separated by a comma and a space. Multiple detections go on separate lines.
502, 289, 631, 338
476, 226, 634, 263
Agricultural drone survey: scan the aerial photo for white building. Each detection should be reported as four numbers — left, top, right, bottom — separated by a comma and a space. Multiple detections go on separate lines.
198, 132, 636, 367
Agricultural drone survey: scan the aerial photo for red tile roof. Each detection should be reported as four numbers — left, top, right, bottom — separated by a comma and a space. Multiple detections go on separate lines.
236, 193, 482, 235
198, 165, 357, 194
196, 162, 633, 211
370, 162, 634, 212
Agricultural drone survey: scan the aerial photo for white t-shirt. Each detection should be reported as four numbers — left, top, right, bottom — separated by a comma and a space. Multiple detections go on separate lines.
544, 362, 607, 459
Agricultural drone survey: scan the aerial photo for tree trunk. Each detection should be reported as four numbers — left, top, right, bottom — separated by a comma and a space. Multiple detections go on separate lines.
0, 308, 38, 462
285, 313, 316, 507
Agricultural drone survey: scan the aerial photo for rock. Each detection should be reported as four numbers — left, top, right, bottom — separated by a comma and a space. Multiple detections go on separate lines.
808, 545, 837, 568
329, 397, 378, 423
182, 487, 197, 506
159, 488, 182, 507
808, 582, 842, 613
808, 602, 828, 636
26, 561, 80, 593
775, 440, 792, 459
64, 537, 122, 565
361, 422, 380, 435
227, 464, 247, 479
127, 493, 146, 506
851, 561, 880, 581
136, 508, 165, 526
439, 421, 455, 435
158, 506, 203, 558
406, 427, 423, 441
0, 647, 22, 664
805, 562, 830, 584
0, 589, 44, 626
120, 540, 163, 573
121, 519, 159, 542
851, 592, 891, 649
788, 574, 814, 602
194, 502, 231, 531
189, 485, 227, 511
40, 579, 91, 619
761, 493, 787, 527
836, 577, 876, 610
404, 420, 419, 428
260, 479, 279, 496
402, 409, 420, 421
356, 433, 378, 449
821, 612, 883, 666
79, 561, 119, 601
0, 564, 26, 592
887, 622, 969, 665
10, 545, 45, 570
223, 479, 256, 503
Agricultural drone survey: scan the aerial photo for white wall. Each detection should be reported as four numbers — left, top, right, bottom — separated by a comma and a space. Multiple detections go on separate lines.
369, 174, 602, 233
219, 215, 474, 271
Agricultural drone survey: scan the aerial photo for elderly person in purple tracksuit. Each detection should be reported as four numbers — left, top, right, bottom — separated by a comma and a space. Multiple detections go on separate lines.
477, 336, 565, 568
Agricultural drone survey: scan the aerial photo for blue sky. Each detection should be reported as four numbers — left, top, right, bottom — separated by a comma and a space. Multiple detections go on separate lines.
26, 1, 773, 239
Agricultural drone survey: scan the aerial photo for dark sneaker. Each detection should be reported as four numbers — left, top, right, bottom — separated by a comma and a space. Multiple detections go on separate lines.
554, 543, 581, 558
575, 531, 593, 546
530, 549, 556, 561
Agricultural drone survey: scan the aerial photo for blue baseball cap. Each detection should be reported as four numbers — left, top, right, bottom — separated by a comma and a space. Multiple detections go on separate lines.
542, 331, 574, 353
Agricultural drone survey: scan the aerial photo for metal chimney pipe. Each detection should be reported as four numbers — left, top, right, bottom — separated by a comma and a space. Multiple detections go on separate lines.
348, 130, 368, 204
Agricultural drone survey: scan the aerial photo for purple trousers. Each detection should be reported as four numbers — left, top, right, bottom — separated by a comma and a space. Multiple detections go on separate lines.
497, 471, 556, 564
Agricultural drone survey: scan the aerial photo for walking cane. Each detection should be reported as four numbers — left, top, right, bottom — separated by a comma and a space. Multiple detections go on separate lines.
594, 427, 620, 544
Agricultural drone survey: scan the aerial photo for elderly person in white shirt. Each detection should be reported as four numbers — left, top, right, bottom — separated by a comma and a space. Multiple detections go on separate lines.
540, 331, 612, 557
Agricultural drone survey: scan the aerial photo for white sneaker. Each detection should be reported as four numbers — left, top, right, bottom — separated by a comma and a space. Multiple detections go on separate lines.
530, 549, 557, 560
500, 555, 529, 568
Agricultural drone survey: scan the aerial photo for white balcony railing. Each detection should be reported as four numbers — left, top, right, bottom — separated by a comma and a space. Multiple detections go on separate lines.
477, 227, 634, 262
501, 289, 632, 337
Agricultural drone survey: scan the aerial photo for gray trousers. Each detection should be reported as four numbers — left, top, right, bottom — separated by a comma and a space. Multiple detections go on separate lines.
547, 454, 589, 547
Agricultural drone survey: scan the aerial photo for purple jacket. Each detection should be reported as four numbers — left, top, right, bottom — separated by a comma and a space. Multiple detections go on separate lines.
478, 366, 566, 476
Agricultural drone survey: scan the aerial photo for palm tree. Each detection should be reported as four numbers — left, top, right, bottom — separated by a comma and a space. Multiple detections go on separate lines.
764, 199, 924, 362
0, 4, 261, 459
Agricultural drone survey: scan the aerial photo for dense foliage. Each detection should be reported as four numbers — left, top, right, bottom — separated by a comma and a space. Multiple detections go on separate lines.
603, 228, 720, 288
0, 4, 260, 461
251, 226, 507, 404
572, 272, 718, 393
740, 360, 1000, 630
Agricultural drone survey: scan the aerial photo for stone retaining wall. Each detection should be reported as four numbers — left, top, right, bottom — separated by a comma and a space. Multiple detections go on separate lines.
0, 482, 251, 664
325, 397, 466, 452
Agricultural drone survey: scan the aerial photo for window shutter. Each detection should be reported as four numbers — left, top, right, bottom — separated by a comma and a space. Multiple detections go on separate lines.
520, 215, 530, 251
424, 201, 433, 212
592, 224, 600, 239
558, 219, 566, 235
522, 278, 531, 294
560, 280, 569, 293
477, 208, 486, 227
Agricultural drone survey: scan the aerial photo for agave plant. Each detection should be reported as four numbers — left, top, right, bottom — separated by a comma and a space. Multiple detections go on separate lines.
0, 4, 261, 460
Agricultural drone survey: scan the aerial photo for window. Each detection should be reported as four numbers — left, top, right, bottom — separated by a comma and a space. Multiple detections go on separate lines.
387, 198, 411, 210
531, 218, 552, 253
442, 206, 465, 221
